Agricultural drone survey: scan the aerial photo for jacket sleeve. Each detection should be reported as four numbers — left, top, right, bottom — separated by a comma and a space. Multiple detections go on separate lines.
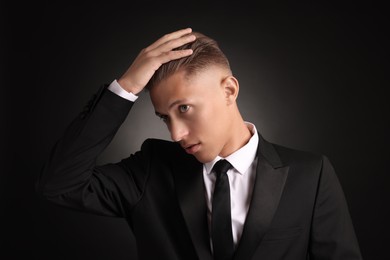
35, 85, 148, 218
309, 155, 363, 259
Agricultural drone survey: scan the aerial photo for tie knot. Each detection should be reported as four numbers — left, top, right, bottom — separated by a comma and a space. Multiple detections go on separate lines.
213, 159, 232, 178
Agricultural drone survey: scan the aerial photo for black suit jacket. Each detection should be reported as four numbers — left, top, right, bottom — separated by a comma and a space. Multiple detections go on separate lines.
36, 85, 363, 259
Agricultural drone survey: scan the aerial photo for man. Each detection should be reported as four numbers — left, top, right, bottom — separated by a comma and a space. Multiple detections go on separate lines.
36, 28, 362, 259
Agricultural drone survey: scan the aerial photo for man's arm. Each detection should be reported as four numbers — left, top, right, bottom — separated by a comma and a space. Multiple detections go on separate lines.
35, 84, 134, 197
35, 28, 196, 217
309, 156, 363, 259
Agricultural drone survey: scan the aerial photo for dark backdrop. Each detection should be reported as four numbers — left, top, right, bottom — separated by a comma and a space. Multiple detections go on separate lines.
2, 1, 389, 259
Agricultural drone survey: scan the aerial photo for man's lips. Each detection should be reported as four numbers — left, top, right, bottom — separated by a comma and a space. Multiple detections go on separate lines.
183, 143, 201, 154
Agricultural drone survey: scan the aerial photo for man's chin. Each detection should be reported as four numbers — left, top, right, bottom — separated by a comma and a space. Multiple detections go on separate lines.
192, 153, 215, 164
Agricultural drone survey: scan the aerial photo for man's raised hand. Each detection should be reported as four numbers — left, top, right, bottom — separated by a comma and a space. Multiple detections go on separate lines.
118, 28, 196, 95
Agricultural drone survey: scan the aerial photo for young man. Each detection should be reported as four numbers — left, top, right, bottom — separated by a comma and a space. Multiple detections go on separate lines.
37, 28, 363, 259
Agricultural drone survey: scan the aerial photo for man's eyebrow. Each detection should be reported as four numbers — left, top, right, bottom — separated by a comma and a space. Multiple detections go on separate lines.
169, 99, 188, 109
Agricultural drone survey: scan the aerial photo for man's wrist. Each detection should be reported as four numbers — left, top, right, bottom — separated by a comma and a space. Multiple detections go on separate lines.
108, 80, 139, 102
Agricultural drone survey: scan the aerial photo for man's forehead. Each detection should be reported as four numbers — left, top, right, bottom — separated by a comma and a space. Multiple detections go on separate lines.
150, 66, 230, 102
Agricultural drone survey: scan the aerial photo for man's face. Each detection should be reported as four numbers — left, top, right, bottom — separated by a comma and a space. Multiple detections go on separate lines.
150, 66, 236, 163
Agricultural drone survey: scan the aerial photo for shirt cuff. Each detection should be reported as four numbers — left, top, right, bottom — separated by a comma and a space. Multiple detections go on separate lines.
107, 80, 139, 102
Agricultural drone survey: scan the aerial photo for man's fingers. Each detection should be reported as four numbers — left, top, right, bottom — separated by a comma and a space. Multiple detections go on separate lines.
156, 34, 196, 53
158, 49, 194, 64
144, 30, 196, 66
147, 28, 193, 51
146, 33, 196, 61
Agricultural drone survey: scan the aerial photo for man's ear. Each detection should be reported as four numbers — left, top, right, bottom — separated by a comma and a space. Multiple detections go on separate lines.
221, 75, 239, 105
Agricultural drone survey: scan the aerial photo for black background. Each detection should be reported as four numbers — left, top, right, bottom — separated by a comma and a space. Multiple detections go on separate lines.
2, 1, 389, 259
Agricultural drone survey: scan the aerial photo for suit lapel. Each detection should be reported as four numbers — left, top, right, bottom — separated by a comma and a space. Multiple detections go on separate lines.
173, 149, 213, 260
234, 134, 289, 260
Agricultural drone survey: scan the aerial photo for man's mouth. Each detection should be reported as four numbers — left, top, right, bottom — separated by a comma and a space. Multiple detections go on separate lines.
183, 143, 201, 154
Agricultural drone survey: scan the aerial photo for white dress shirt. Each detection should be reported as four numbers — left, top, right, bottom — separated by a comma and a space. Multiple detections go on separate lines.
108, 79, 259, 247
203, 124, 258, 248
108, 79, 139, 102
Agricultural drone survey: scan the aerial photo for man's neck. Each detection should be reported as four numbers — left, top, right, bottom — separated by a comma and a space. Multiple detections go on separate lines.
219, 119, 252, 158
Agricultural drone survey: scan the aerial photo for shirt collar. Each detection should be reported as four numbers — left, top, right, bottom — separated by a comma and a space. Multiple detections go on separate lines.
204, 122, 259, 175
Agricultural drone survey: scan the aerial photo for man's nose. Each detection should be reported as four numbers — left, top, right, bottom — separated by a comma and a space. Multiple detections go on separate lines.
169, 121, 188, 142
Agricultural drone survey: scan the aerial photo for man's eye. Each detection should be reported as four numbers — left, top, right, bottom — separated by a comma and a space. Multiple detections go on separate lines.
178, 105, 190, 113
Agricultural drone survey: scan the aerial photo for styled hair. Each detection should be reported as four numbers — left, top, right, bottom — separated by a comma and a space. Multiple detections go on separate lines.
145, 32, 231, 91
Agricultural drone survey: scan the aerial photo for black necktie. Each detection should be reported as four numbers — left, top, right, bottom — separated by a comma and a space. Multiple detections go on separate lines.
211, 159, 234, 260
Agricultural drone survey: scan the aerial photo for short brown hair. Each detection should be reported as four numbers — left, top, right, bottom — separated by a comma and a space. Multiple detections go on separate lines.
145, 32, 231, 91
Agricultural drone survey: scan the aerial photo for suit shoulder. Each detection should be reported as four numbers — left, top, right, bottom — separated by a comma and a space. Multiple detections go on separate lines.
141, 138, 199, 165
140, 138, 184, 157
272, 142, 325, 166
269, 143, 334, 183
141, 138, 178, 149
